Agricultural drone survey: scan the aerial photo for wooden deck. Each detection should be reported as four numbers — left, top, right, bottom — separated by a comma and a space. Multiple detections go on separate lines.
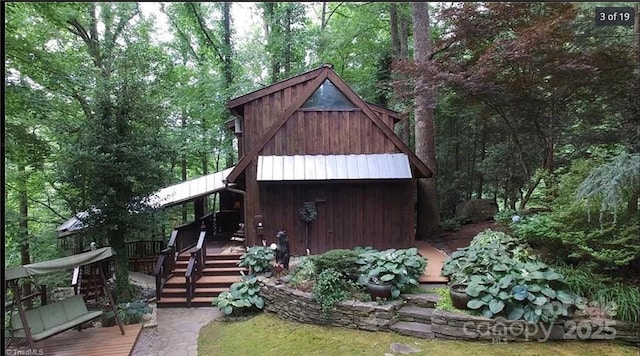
6, 324, 142, 356
415, 241, 450, 283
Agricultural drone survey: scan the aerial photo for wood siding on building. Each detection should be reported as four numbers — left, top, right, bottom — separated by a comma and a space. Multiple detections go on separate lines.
261, 110, 398, 156
258, 181, 415, 255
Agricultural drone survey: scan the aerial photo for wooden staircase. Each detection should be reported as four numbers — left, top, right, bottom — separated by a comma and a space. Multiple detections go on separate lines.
157, 251, 246, 308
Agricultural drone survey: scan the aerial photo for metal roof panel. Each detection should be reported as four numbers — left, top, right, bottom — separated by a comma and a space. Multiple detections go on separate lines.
256, 154, 412, 181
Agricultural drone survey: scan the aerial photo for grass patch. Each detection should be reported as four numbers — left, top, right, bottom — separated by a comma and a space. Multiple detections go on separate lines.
199, 313, 639, 356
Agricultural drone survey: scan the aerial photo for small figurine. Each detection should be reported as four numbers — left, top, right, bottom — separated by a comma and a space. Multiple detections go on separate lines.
275, 230, 290, 270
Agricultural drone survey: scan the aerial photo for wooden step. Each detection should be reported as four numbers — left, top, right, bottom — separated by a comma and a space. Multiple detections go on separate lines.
173, 267, 247, 276
160, 286, 227, 298
390, 321, 434, 339
157, 296, 215, 308
174, 259, 241, 269
397, 306, 434, 324
164, 275, 241, 288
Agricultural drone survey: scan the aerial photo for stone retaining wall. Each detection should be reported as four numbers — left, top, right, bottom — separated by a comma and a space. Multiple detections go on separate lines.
261, 280, 640, 343
260, 279, 403, 331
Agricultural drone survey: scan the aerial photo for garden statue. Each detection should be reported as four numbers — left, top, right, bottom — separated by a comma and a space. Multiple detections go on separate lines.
275, 230, 290, 270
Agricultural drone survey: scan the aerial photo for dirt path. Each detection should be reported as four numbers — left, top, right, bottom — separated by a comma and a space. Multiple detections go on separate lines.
430, 221, 497, 255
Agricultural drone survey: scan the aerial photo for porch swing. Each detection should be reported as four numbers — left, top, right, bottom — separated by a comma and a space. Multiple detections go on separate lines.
4, 247, 125, 349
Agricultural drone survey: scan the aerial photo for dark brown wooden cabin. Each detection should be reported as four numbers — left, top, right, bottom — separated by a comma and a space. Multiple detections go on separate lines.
225, 64, 432, 255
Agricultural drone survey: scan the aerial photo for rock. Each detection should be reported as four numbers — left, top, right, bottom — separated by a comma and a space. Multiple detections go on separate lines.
455, 199, 499, 223
390, 342, 422, 354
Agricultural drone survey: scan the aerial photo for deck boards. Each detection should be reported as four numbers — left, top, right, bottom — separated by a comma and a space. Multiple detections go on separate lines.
7, 324, 142, 356
415, 241, 450, 283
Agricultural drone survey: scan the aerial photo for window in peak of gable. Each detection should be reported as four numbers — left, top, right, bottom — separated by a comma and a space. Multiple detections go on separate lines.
302, 80, 357, 109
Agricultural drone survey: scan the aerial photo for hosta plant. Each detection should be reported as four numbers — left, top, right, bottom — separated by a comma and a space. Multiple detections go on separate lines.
238, 245, 276, 274
357, 248, 427, 299
441, 229, 536, 284
212, 275, 265, 315
465, 259, 585, 323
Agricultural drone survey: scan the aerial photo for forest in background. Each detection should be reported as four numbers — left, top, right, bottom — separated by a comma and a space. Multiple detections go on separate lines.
4, 2, 639, 305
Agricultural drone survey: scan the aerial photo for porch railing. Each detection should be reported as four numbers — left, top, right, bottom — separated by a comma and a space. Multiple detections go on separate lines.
185, 229, 207, 308
154, 230, 178, 300
127, 240, 165, 274
154, 214, 214, 300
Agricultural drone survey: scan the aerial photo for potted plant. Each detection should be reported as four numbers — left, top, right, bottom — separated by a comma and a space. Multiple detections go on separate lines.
448, 281, 471, 310
365, 276, 393, 300
357, 248, 427, 300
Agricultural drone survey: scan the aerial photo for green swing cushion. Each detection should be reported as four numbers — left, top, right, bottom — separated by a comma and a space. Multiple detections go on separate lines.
11, 295, 103, 341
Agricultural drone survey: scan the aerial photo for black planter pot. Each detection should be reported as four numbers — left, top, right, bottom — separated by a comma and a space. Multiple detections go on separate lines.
366, 280, 393, 300
449, 284, 471, 310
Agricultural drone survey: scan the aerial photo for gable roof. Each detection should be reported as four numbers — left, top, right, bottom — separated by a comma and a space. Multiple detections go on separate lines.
226, 65, 433, 182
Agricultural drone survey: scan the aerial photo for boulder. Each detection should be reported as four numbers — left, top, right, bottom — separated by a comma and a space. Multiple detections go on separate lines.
455, 199, 498, 223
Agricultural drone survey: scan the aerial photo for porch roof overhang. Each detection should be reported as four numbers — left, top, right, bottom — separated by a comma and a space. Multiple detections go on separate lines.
256, 153, 412, 182
148, 166, 236, 208
57, 167, 235, 238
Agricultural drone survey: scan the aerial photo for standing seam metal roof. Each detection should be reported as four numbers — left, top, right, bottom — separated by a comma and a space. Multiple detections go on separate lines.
256, 153, 412, 181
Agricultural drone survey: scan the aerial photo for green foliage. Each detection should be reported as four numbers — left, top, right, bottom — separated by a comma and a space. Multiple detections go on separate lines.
494, 209, 519, 225
212, 276, 265, 316
434, 287, 457, 312
554, 263, 640, 323
441, 229, 536, 284
288, 256, 316, 289
576, 153, 640, 223
440, 218, 463, 232
105, 301, 152, 325
311, 249, 361, 279
238, 246, 276, 274
356, 248, 427, 299
441, 230, 584, 323
312, 268, 353, 315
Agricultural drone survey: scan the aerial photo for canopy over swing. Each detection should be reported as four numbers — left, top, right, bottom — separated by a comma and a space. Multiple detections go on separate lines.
4, 247, 125, 348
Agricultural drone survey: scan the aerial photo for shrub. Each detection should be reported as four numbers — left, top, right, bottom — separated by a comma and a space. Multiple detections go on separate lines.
288, 256, 316, 291
105, 301, 152, 325
312, 268, 352, 315
441, 218, 463, 232
212, 276, 265, 316
238, 246, 276, 274
311, 249, 361, 279
494, 209, 518, 225
357, 248, 427, 299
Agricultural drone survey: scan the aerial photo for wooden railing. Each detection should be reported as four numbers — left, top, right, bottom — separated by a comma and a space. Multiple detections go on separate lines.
153, 214, 215, 300
185, 230, 207, 308
174, 220, 203, 253
154, 230, 178, 300
127, 240, 165, 274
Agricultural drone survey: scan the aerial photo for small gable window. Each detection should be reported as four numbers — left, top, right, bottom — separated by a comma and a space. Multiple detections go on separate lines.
302, 80, 357, 109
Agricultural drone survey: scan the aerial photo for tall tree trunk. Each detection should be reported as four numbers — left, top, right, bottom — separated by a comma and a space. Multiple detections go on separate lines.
18, 163, 32, 308
222, 2, 235, 168
222, 2, 233, 86
412, 2, 440, 239
390, 3, 411, 145
283, 5, 292, 77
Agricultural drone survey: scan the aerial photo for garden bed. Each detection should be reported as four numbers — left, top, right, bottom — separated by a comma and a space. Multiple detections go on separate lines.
260, 278, 640, 343
260, 278, 403, 331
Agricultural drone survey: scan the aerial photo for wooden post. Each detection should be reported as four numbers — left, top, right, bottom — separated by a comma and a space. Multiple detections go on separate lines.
99, 263, 125, 336
10, 280, 35, 349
